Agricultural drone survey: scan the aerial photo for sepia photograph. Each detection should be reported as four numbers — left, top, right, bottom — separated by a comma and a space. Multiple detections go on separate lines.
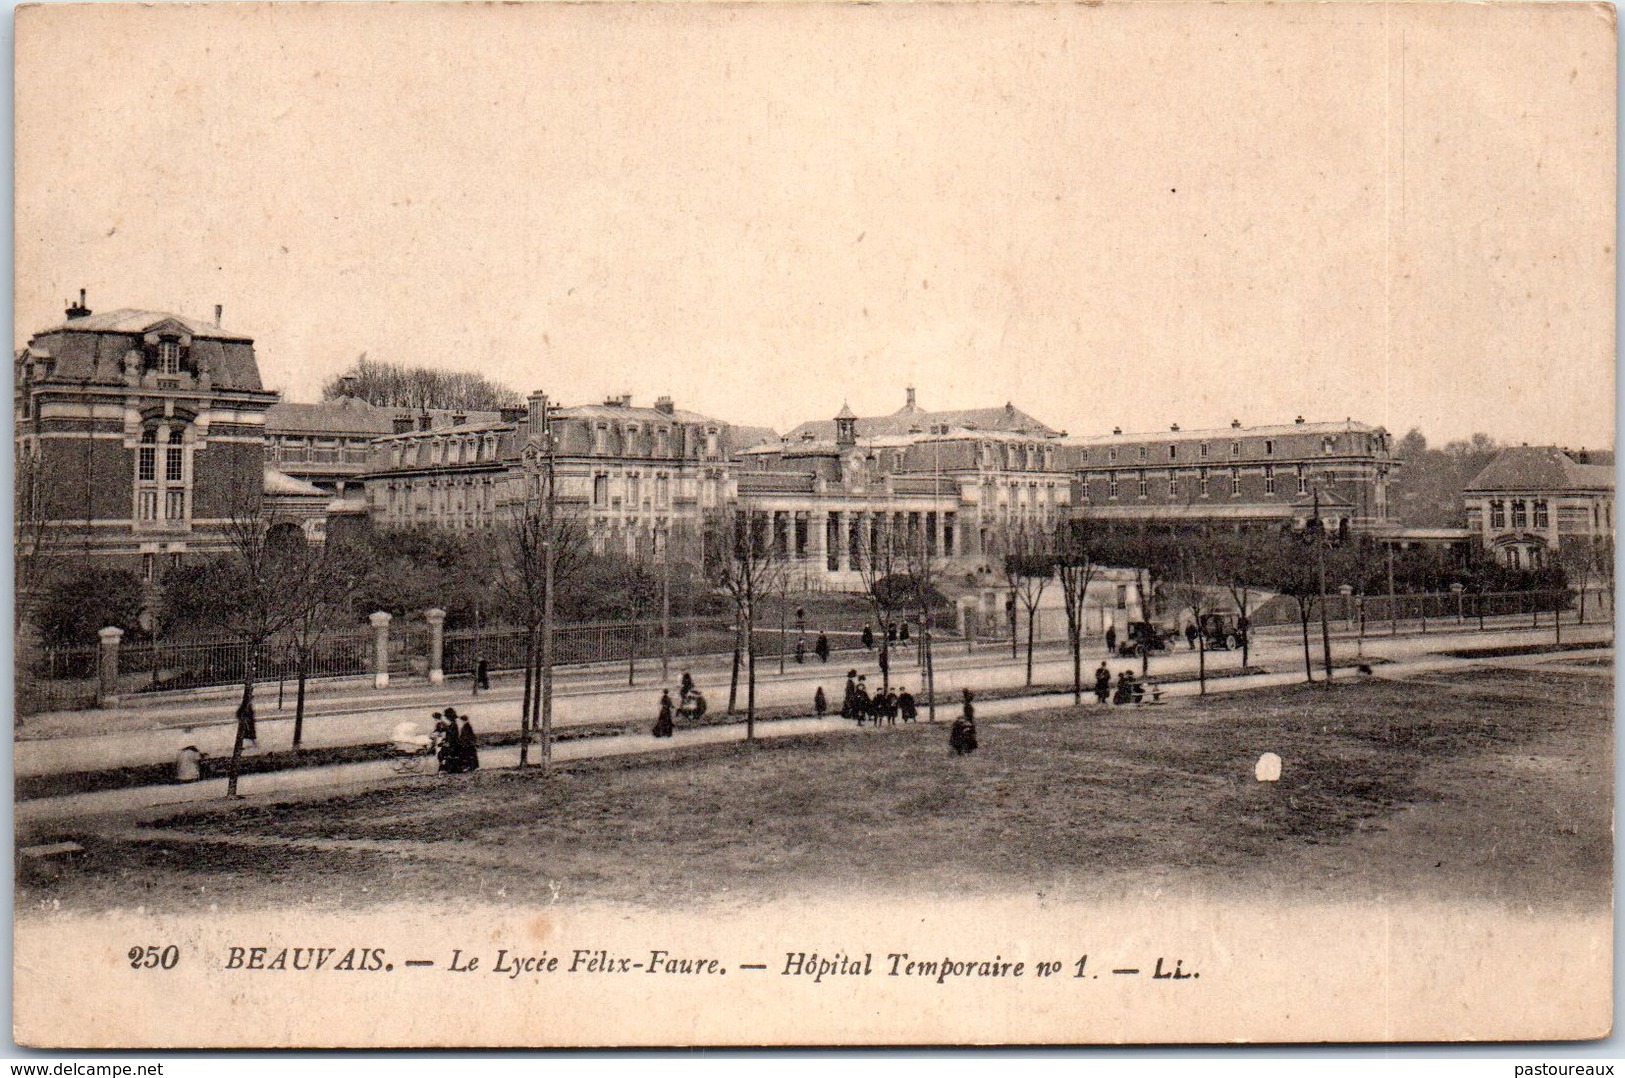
10, 0, 1616, 1048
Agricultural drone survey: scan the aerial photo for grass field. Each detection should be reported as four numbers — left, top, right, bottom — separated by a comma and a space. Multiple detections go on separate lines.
18, 665, 1611, 916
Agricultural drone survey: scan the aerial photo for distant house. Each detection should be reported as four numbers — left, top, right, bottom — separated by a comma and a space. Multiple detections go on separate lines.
1462, 445, 1614, 569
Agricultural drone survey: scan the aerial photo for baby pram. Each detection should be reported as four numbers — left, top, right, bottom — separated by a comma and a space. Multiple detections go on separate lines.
390, 721, 437, 774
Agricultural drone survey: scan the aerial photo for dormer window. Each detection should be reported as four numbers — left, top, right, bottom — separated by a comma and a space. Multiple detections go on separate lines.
157, 340, 182, 375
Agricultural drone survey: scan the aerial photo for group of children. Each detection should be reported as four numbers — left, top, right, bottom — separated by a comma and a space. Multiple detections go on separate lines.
826, 671, 918, 726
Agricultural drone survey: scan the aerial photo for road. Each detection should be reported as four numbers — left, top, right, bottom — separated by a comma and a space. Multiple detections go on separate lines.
13, 620, 1610, 827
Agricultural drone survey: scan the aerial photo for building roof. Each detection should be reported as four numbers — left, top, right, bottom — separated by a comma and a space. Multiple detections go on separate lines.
1464, 445, 1616, 493
786, 396, 1061, 442
266, 398, 400, 436
557, 403, 724, 426
1064, 417, 1382, 447
262, 466, 328, 497
41, 308, 253, 342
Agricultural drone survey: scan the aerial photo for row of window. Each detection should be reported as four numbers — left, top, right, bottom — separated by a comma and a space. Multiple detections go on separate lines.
1081, 465, 1322, 500
976, 443, 1057, 472
590, 423, 719, 459
591, 472, 676, 509
1487, 499, 1551, 530
388, 434, 501, 469
1082, 435, 1349, 465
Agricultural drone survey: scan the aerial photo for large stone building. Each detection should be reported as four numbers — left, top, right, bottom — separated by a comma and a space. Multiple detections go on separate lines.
1067, 417, 1398, 535
1462, 445, 1614, 569
734, 390, 1073, 588
363, 391, 770, 555
13, 294, 326, 584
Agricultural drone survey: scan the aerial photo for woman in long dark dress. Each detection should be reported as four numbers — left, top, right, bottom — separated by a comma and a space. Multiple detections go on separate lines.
1093, 663, 1112, 705
654, 690, 675, 738
458, 715, 480, 772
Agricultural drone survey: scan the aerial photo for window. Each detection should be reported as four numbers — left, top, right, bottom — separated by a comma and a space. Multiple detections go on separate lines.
1108, 448, 1118, 463
166, 430, 184, 483
1137, 445, 1148, 461
1264, 465, 1275, 494
1265, 439, 1275, 456
1137, 471, 1148, 498
138, 430, 157, 481
656, 474, 671, 507
1199, 442, 1209, 459
1199, 469, 1209, 497
1108, 474, 1119, 499
628, 473, 641, 506
657, 428, 670, 457
142, 553, 156, 582
1168, 444, 1178, 460
1168, 472, 1179, 497
593, 425, 609, 454
1512, 500, 1527, 528
1080, 474, 1090, 499
1534, 499, 1549, 528
1490, 499, 1506, 528
1323, 436, 1337, 454
1230, 441, 1241, 458
593, 474, 608, 507
137, 490, 158, 521
1296, 466, 1308, 496
156, 340, 182, 375
1230, 467, 1241, 496
164, 489, 185, 520
1115, 585, 1127, 609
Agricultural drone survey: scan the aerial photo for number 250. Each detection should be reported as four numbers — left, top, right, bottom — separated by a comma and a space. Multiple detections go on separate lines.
128, 945, 179, 970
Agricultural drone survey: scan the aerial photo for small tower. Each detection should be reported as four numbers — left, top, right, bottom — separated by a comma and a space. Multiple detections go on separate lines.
834, 402, 858, 448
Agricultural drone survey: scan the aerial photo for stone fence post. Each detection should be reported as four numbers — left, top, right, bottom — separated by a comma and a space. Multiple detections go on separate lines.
369, 611, 392, 690
97, 626, 124, 709
425, 608, 446, 685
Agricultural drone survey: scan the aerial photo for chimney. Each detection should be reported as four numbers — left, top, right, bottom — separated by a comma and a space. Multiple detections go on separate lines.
214, 304, 223, 327
451, 413, 467, 427
1231, 419, 1242, 429
622, 393, 634, 408
393, 416, 415, 435
906, 386, 917, 410
1295, 416, 1305, 425
528, 390, 550, 443
337, 375, 358, 398
65, 289, 91, 320
654, 395, 675, 415
1112, 426, 1122, 435
498, 405, 527, 424
1170, 423, 1180, 432
418, 411, 432, 432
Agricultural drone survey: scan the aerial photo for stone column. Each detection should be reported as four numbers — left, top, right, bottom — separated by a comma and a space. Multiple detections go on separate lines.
935, 511, 948, 557
834, 511, 849, 572
425, 607, 447, 685
369, 611, 392, 690
811, 510, 828, 572
97, 626, 124, 709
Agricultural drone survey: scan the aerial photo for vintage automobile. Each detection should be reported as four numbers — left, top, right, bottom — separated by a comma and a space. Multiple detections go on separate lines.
1198, 612, 1249, 651
1117, 621, 1178, 656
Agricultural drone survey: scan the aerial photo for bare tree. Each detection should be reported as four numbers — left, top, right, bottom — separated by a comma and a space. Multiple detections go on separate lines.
900, 523, 947, 722
495, 491, 588, 771
998, 527, 1054, 686
1054, 519, 1105, 705
709, 503, 788, 741
160, 508, 316, 796
283, 536, 373, 749
853, 514, 907, 695
322, 354, 522, 411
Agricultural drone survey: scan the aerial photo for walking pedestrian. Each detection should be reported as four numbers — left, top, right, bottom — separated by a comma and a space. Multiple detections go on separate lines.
814, 686, 827, 716
1105, 625, 1117, 656
795, 637, 807, 664
950, 689, 978, 755
653, 690, 675, 738
457, 711, 480, 772
680, 670, 695, 699
899, 621, 910, 643
1093, 662, 1112, 705
815, 632, 830, 663
898, 687, 917, 722
1185, 622, 1198, 651
475, 657, 491, 692
853, 677, 871, 726
841, 670, 858, 719
236, 695, 258, 751
861, 624, 875, 650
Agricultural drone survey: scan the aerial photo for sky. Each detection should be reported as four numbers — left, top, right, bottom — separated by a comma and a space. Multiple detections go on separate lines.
13, 2, 1616, 450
